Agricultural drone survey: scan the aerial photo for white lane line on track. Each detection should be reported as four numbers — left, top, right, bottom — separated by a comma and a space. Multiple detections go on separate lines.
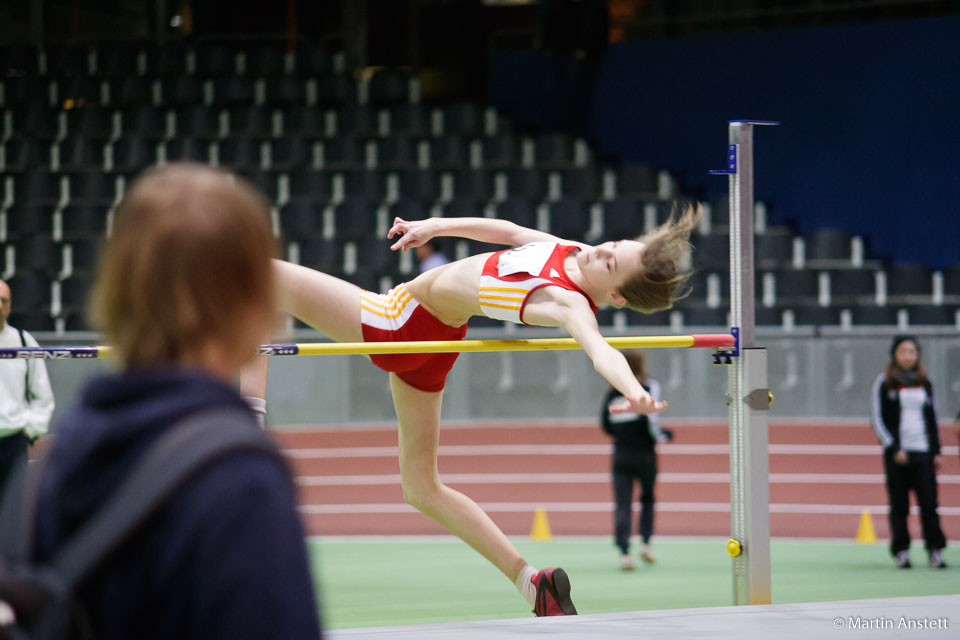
294, 472, 960, 486
284, 443, 960, 458
298, 502, 960, 516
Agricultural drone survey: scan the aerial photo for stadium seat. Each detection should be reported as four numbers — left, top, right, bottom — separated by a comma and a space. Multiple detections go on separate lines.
280, 106, 326, 137
395, 169, 440, 202
163, 137, 209, 163
545, 200, 590, 241
886, 263, 932, 302
375, 137, 418, 171
14, 237, 61, 276
110, 137, 156, 172
162, 76, 207, 107
492, 198, 536, 228
682, 307, 728, 328
624, 309, 671, 327
505, 169, 545, 200
601, 199, 643, 240
57, 137, 105, 171
691, 234, 729, 270
297, 237, 343, 274
7, 311, 54, 332
226, 105, 271, 138
390, 104, 431, 137
278, 201, 323, 238
907, 304, 959, 326
0, 139, 41, 173
246, 44, 287, 77
943, 264, 960, 301
368, 68, 412, 107
805, 228, 851, 264
173, 106, 220, 139
430, 135, 469, 170
0, 46, 43, 77
316, 137, 364, 170
615, 165, 658, 198
50, 44, 93, 77
5, 205, 54, 238
768, 268, 820, 305
75, 171, 121, 205
829, 268, 878, 305
559, 168, 601, 200
59, 274, 92, 309
439, 197, 482, 219
267, 137, 310, 171
216, 138, 260, 170
264, 76, 306, 106
315, 76, 356, 108
196, 44, 238, 76
851, 305, 900, 326
535, 133, 574, 169
60, 77, 103, 107
791, 306, 841, 326
126, 106, 168, 138
64, 238, 102, 275
98, 43, 142, 77
294, 43, 334, 76
22, 171, 66, 207
287, 168, 332, 203
138, 43, 185, 76
443, 103, 483, 136
755, 231, 794, 268
215, 76, 256, 106
481, 135, 519, 169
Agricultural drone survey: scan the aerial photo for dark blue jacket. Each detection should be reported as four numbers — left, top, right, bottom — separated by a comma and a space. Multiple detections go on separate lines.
33, 369, 322, 639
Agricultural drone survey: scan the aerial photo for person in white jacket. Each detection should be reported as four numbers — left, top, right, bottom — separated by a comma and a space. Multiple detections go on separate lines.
0, 278, 55, 506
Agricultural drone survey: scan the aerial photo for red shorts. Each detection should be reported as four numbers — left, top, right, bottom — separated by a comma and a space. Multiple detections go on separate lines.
360, 284, 468, 393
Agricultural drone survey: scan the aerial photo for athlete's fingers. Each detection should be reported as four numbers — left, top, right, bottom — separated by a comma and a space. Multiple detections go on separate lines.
387, 217, 408, 239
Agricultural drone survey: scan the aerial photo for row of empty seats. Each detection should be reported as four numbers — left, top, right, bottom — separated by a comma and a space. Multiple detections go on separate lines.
4, 41, 956, 334
3, 43, 348, 79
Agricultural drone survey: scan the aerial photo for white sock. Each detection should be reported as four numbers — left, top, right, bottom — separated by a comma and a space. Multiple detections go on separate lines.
516, 564, 538, 606
244, 396, 267, 430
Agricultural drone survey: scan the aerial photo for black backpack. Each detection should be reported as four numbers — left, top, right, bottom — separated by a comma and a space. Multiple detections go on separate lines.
0, 408, 282, 640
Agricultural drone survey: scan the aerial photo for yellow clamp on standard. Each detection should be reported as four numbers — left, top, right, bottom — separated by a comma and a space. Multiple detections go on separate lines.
726, 539, 742, 558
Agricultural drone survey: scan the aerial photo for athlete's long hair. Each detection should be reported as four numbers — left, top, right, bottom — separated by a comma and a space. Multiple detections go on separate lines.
617, 203, 701, 313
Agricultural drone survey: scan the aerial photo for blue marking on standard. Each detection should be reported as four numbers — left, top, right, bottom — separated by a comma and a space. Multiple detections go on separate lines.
709, 143, 738, 175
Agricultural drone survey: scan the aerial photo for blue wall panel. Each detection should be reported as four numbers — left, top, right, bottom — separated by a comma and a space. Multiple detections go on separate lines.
491, 17, 960, 267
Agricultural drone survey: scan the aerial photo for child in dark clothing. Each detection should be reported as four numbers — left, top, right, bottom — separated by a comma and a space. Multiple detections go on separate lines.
600, 350, 672, 570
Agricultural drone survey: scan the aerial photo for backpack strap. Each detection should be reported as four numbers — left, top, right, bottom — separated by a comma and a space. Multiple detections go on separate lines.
17, 328, 30, 402
49, 407, 281, 589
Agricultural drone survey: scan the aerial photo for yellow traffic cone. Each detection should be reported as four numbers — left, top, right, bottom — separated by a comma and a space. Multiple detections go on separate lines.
855, 509, 876, 544
530, 507, 553, 541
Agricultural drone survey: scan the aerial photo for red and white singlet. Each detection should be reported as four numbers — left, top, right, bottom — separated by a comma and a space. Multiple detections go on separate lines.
478, 242, 597, 325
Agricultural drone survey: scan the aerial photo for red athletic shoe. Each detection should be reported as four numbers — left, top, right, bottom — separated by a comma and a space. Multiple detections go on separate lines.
531, 568, 577, 616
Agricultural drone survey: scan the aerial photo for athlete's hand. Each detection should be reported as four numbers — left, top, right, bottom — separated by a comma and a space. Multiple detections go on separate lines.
387, 217, 437, 252
609, 392, 667, 415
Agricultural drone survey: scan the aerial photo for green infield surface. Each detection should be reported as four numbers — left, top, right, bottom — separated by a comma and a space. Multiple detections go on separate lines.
308, 538, 958, 629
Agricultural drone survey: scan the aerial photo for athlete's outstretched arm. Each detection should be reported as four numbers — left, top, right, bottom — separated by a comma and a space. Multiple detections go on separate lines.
524, 291, 667, 415
388, 217, 581, 252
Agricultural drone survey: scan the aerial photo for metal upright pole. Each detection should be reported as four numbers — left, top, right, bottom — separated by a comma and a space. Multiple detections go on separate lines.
711, 120, 778, 605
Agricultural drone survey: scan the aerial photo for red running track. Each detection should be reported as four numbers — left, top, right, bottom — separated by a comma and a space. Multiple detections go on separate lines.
271, 422, 960, 540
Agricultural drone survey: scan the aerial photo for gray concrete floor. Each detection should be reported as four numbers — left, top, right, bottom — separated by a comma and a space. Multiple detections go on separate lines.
329, 595, 958, 639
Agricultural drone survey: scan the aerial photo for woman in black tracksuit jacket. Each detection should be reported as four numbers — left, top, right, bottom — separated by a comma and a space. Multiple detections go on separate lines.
870, 335, 947, 569
600, 350, 672, 570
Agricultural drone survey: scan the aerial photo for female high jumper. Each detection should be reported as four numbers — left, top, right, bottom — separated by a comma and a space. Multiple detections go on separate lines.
242, 205, 701, 616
